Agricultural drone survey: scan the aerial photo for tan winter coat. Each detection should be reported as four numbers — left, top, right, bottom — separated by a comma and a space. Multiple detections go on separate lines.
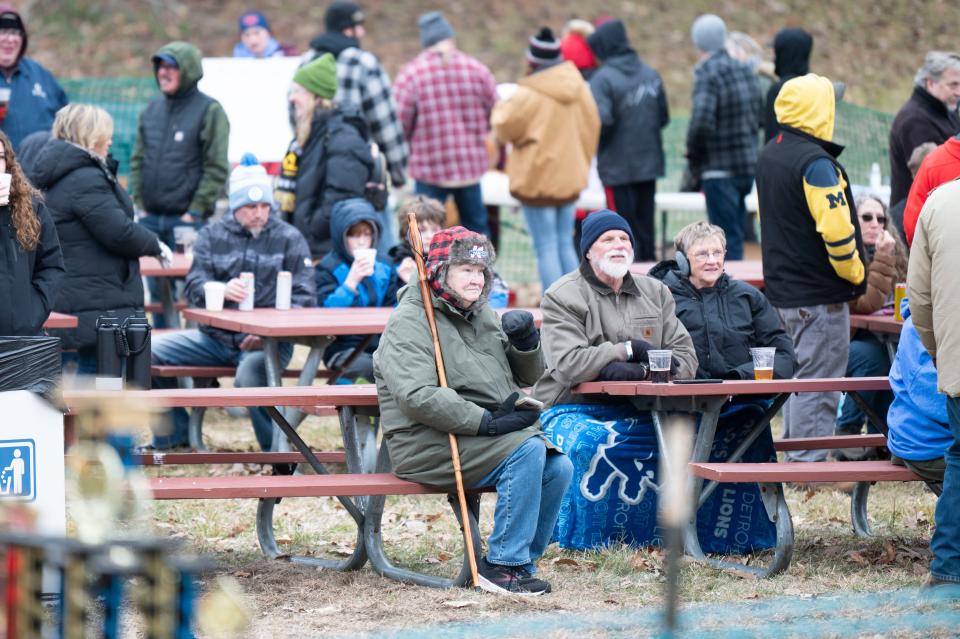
908, 179, 960, 396
491, 61, 600, 206
533, 262, 699, 407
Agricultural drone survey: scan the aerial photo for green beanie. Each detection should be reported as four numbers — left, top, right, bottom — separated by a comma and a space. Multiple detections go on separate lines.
292, 53, 338, 99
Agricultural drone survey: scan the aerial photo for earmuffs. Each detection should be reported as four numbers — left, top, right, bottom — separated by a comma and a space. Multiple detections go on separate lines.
675, 247, 690, 277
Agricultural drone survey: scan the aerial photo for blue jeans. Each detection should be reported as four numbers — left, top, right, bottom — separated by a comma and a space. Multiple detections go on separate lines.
414, 182, 490, 237
151, 329, 293, 450
473, 437, 573, 571
931, 396, 960, 582
703, 175, 754, 260
522, 203, 578, 291
837, 334, 893, 434
139, 214, 200, 328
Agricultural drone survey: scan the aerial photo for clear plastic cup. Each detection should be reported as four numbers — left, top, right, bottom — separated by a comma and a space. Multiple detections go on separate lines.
750, 347, 776, 380
203, 282, 226, 311
0, 172, 10, 206
648, 349, 673, 383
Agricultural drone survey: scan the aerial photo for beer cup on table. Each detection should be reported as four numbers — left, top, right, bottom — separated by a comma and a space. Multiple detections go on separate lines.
648, 349, 673, 383
750, 347, 776, 380
893, 283, 907, 322
203, 282, 226, 311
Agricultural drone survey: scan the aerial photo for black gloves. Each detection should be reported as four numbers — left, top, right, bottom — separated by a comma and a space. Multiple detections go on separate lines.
501, 310, 539, 351
598, 361, 649, 381
480, 392, 540, 437
626, 339, 655, 363
724, 368, 746, 380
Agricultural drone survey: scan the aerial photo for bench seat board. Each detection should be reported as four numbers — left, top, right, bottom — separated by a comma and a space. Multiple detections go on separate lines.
689, 460, 921, 482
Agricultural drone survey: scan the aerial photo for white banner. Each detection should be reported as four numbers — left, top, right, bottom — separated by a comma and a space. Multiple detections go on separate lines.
198, 56, 302, 164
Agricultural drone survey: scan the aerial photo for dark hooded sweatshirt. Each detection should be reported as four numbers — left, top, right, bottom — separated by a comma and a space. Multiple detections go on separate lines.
29, 138, 161, 351
587, 20, 669, 185
316, 197, 398, 364
763, 28, 813, 142
129, 42, 230, 218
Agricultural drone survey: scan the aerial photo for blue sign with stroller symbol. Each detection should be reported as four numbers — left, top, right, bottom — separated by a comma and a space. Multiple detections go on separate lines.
0, 439, 35, 502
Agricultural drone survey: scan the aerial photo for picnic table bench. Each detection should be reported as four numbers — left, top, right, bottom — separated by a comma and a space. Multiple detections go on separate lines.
64, 384, 484, 588
574, 376, 913, 578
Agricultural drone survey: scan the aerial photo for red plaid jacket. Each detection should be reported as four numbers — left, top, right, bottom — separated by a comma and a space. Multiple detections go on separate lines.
393, 48, 497, 185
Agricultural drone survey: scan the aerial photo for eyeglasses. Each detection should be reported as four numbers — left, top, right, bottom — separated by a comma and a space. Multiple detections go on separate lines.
859, 214, 886, 225
691, 249, 726, 263
0, 29, 21, 39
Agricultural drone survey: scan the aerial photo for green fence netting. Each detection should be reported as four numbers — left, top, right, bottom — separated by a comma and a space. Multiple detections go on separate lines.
61, 77, 895, 287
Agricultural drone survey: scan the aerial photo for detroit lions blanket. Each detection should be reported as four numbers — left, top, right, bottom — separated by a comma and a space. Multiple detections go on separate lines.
541, 401, 777, 555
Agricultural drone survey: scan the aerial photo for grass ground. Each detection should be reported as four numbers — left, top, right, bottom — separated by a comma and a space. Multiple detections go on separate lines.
98, 361, 947, 637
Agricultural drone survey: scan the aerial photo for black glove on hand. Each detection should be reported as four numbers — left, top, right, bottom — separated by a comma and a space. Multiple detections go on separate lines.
671, 356, 682, 376
480, 392, 540, 436
598, 361, 649, 382
501, 310, 539, 351
724, 368, 745, 380
627, 339, 656, 363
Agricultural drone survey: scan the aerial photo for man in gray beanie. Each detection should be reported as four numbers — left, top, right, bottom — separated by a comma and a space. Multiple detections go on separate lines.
685, 14, 761, 261
417, 11, 454, 48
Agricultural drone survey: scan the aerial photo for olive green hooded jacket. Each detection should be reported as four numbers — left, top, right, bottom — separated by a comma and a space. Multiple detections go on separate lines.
374, 284, 552, 488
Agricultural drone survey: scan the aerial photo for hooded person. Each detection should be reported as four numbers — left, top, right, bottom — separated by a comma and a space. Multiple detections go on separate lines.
586, 19, 669, 262
303, 1, 408, 192
149, 154, 315, 451
315, 197, 398, 381
0, 4, 68, 149
374, 225, 572, 596
763, 27, 813, 142
491, 26, 600, 292
277, 52, 374, 258
756, 74, 866, 469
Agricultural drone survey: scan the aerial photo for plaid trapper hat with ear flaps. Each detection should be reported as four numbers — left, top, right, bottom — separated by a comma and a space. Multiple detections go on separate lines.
425, 226, 496, 310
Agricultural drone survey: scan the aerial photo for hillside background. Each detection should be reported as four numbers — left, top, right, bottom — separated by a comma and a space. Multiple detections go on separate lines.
20, 0, 960, 113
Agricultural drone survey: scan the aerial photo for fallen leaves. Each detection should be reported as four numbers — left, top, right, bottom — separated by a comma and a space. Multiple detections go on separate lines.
443, 600, 478, 608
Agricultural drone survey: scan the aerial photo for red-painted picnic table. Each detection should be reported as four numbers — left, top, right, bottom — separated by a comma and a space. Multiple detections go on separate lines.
44, 312, 78, 329
140, 254, 193, 328
573, 376, 891, 578
180, 306, 542, 450
631, 260, 764, 289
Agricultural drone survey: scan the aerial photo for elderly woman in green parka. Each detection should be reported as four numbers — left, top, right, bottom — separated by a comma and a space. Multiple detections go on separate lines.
373, 226, 573, 597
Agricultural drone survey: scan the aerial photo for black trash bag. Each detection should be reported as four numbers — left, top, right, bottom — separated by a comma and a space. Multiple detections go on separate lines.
0, 336, 62, 407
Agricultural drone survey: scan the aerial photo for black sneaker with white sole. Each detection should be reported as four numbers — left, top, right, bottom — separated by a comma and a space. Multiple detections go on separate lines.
477, 557, 551, 596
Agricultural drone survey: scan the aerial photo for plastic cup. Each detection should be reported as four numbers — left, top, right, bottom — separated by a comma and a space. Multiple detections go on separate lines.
750, 347, 776, 380
353, 247, 377, 264
203, 282, 226, 311
648, 349, 673, 383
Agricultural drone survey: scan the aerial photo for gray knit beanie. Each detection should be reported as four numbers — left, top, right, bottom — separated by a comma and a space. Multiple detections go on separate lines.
691, 14, 727, 53
417, 11, 454, 48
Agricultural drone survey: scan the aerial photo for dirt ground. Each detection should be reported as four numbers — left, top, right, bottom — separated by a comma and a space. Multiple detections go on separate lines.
105, 403, 954, 639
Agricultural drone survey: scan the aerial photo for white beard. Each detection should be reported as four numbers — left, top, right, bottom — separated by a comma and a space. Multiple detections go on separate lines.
596, 250, 633, 278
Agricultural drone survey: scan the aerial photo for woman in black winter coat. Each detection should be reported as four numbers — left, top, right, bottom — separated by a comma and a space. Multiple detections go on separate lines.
649, 221, 796, 380
29, 104, 165, 374
0, 130, 64, 337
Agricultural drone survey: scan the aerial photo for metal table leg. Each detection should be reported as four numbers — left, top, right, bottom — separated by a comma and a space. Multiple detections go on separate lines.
264, 336, 330, 452
158, 278, 180, 329
256, 406, 368, 571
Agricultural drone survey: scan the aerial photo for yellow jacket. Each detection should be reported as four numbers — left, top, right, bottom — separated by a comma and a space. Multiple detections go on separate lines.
492, 61, 600, 206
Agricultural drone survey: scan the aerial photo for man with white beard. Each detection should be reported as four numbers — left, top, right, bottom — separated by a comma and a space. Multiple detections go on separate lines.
533, 209, 698, 407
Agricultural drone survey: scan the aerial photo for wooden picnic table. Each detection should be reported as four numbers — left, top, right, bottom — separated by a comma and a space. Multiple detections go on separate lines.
44, 312, 78, 329
573, 376, 891, 578
849, 312, 903, 360
181, 306, 542, 451
140, 254, 193, 328
631, 259, 764, 288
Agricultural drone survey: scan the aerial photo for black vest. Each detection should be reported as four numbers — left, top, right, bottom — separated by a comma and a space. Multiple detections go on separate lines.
138, 87, 214, 216
756, 126, 866, 307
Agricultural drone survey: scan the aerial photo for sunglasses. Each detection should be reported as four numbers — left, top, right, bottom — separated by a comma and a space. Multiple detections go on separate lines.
859, 214, 886, 225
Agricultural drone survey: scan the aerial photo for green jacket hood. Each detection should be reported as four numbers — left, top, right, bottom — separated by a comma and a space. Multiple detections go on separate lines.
153, 41, 203, 95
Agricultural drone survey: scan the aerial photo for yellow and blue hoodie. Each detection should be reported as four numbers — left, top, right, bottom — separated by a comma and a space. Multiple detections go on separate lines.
756, 74, 866, 307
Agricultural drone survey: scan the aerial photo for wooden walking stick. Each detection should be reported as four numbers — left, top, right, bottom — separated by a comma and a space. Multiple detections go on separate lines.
406, 212, 480, 588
